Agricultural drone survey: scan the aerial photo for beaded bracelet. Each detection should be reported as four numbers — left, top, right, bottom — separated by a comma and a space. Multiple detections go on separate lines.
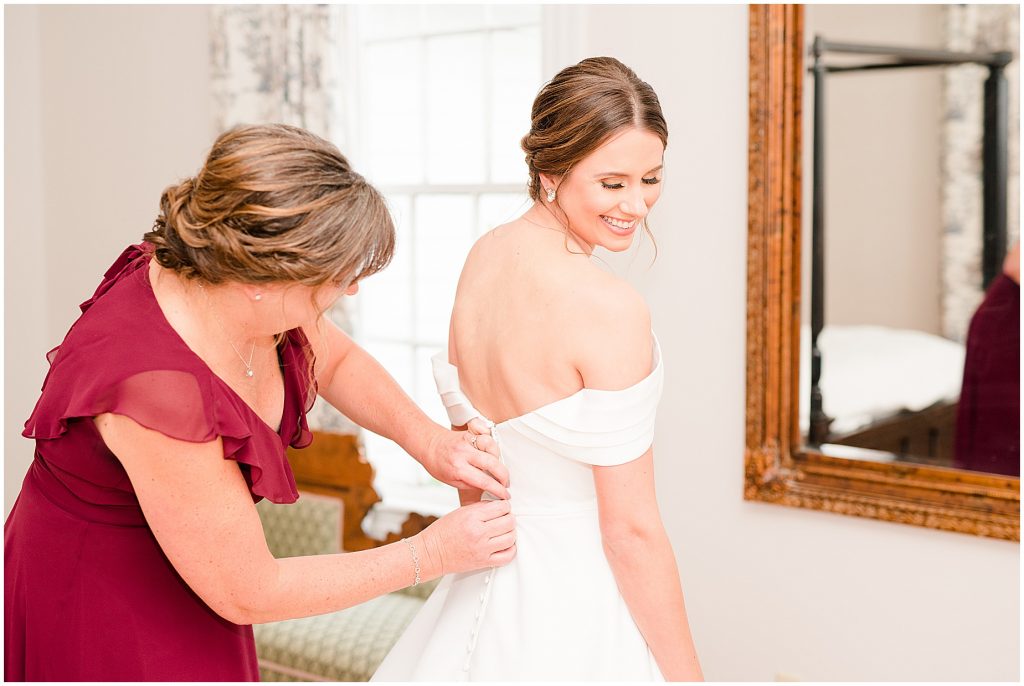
402, 537, 421, 586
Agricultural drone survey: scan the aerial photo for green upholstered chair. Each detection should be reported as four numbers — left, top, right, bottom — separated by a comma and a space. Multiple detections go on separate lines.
254, 494, 438, 682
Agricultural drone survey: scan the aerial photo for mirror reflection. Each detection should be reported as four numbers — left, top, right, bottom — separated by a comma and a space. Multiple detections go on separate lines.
798, 5, 1020, 476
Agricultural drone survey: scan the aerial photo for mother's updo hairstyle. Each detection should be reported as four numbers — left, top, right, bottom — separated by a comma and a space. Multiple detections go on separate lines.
145, 123, 394, 288
521, 56, 668, 201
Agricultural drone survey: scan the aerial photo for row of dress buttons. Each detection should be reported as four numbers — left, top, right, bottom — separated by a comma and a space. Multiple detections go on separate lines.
461, 419, 504, 678
462, 567, 497, 675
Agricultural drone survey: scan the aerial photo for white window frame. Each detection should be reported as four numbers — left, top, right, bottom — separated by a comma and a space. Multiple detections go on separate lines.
334, 6, 583, 533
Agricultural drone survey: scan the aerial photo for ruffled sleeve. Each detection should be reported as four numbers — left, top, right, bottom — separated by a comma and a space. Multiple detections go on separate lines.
41, 243, 152, 369
78, 243, 153, 315
25, 366, 300, 504
22, 244, 303, 504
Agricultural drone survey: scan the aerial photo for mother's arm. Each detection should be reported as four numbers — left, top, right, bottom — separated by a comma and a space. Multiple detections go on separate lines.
302, 315, 509, 499
94, 412, 516, 625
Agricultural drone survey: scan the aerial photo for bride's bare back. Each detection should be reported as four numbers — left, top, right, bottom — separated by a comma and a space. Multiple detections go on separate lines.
449, 215, 649, 424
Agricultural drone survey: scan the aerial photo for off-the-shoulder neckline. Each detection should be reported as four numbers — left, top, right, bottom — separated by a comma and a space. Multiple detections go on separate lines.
434, 333, 662, 427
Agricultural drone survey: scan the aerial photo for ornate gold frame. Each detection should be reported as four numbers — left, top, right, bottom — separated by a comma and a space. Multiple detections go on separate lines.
745, 4, 1020, 541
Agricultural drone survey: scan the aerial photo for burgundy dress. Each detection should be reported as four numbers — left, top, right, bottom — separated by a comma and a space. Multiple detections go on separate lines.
954, 273, 1020, 476
5, 244, 315, 681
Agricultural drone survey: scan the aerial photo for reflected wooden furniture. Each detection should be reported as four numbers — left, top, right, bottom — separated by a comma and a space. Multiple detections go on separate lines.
829, 400, 958, 467
286, 431, 437, 551
745, 4, 1019, 540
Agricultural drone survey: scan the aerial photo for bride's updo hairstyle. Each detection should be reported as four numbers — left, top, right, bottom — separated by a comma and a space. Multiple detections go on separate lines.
520, 56, 668, 203
145, 123, 394, 289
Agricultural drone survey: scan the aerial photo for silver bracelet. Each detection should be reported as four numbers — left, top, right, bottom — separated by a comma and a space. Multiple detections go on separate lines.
403, 537, 421, 586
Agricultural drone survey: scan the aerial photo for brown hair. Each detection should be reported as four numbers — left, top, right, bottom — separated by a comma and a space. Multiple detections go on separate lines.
521, 57, 667, 257
521, 56, 668, 201
144, 123, 394, 290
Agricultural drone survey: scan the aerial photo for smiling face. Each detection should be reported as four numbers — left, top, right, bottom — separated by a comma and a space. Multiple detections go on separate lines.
540, 126, 665, 254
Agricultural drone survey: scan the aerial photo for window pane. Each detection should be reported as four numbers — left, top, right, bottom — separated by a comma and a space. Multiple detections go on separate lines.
360, 341, 421, 483
414, 194, 475, 342
363, 434, 419, 486
414, 344, 448, 426
387, 193, 413, 235
358, 5, 426, 41
486, 4, 542, 27
426, 34, 486, 183
363, 341, 415, 396
490, 27, 542, 184
363, 39, 424, 185
356, 195, 413, 339
478, 193, 530, 235
415, 344, 450, 486
422, 4, 486, 34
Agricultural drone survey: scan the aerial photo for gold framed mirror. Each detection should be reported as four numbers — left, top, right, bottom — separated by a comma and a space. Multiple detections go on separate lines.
745, 4, 1019, 541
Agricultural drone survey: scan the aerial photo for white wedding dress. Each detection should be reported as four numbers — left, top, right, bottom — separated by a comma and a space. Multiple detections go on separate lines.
372, 335, 665, 682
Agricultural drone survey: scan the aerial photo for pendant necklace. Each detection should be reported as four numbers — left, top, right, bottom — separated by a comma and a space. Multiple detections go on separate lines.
198, 283, 257, 379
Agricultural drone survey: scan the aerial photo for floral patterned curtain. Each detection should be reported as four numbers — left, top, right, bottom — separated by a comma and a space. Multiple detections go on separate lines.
210, 4, 342, 141
209, 4, 357, 433
940, 5, 1019, 342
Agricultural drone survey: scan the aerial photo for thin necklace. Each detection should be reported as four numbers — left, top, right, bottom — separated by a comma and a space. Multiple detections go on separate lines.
198, 283, 257, 379
521, 211, 591, 257
521, 207, 566, 234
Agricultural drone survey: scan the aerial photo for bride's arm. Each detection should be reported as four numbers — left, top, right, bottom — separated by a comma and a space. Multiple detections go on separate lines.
579, 285, 703, 681
594, 452, 703, 681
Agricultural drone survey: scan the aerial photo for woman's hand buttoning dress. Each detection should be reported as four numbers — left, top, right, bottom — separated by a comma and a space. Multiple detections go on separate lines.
371, 57, 704, 682
4, 123, 515, 682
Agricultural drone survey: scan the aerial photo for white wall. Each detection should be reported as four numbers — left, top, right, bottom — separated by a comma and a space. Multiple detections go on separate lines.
4, 5, 1018, 682
5, 6, 50, 513
4, 5, 214, 511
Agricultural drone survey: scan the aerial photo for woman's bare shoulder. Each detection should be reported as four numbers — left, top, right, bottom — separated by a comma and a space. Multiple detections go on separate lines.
566, 267, 652, 389
571, 262, 649, 322
458, 218, 523, 275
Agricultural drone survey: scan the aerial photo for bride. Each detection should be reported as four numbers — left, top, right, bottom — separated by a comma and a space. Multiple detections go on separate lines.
372, 56, 703, 682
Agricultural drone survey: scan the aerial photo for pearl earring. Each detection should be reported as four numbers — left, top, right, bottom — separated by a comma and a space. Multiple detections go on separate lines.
253, 294, 263, 302
546, 188, 556, 203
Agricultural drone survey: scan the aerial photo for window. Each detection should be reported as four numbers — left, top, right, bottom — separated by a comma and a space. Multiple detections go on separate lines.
343, 5, 543, 516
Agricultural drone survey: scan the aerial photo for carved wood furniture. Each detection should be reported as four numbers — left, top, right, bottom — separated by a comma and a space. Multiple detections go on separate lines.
286, 431, 437, 551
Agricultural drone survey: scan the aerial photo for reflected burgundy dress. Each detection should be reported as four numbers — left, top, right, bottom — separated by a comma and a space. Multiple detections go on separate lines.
954, 273, 1020, 476
5, 244, 315, 681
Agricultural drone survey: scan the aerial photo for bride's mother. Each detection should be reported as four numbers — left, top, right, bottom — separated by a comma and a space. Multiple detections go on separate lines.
4, 123, 516, 681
